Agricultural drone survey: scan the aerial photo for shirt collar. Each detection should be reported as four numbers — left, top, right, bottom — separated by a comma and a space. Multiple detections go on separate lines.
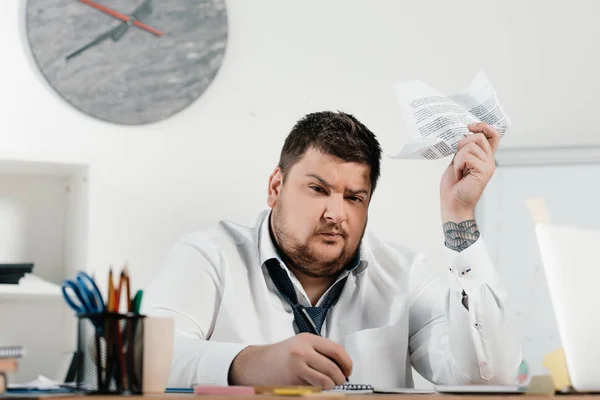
258, 210, 368, 275
258, 210, 283, 267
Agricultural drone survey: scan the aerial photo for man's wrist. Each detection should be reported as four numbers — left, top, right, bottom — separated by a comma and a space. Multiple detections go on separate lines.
228, 345, 260, 385
441, 208, 480, 252
441, 205, 474, 223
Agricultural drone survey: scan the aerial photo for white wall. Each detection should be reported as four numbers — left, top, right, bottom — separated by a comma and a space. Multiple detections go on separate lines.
476, 149, 600, 378
0, 175, 67, 282
2, 0, 600, 385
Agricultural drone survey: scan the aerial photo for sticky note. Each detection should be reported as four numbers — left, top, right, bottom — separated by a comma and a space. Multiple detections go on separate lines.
543, 347, 572, 391
193, 385, 255, 395
272, 388, 318, 396
254, 386, 321, 395
525, 197, 551, 223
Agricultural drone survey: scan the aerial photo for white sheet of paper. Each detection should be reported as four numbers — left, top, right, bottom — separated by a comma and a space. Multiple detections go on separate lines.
374, 387, 436, 394
326, 386, 435, 395
8, 374, 63, 390
434, 384, 527, 394
392, 71, 510, 160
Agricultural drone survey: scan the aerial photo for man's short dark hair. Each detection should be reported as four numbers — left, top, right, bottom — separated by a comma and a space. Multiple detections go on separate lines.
278, 111, 382, 193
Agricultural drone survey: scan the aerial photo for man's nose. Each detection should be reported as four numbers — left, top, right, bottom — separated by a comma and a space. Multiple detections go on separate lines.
323, 194, 347, 225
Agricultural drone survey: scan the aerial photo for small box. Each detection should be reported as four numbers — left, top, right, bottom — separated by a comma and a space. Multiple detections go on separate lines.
0, 264, 34, 284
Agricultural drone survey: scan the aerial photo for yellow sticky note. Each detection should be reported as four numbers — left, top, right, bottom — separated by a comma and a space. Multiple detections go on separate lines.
525, 375, 556, 396
543, 347, 572, 391
272, 388, 318, 396
254, 386, 321, 396
525, 197, 551, 224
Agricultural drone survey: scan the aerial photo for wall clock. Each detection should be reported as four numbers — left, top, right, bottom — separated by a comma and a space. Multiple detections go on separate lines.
26, 0, 228, 125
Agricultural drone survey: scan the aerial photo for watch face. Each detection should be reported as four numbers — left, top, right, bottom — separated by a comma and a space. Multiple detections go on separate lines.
26, 0, 228, 125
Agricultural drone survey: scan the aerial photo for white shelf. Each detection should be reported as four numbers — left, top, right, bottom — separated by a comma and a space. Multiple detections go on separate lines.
0, 158, 88, 382
0, 159, 85, 178
0, 158, 89, 284
0, 274, 61, 299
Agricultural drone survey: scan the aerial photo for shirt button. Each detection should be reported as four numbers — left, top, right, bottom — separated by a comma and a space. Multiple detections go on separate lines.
474, 322, 481, 329
448, 266, 453, 272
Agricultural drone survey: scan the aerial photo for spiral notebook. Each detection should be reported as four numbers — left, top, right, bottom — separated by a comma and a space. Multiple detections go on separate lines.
330, 384, 374, 394
0, 346, 25, 359
329, 384, 434, 395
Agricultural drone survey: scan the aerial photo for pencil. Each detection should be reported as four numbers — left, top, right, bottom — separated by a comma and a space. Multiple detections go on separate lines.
296, 305, 349, 382
116, 320, 128, 390
107, 268, 114, 313
121, 264, 133, 388
105, 267, 114, 390
114, 276, 121, 314
122, 263, 131, 313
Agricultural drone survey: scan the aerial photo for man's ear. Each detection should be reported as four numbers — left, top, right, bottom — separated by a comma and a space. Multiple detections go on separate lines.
267, 167, 284, 208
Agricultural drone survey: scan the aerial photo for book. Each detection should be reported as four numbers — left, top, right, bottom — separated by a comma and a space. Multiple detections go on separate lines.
0, 372, 6, 394
0, 359, 18, 372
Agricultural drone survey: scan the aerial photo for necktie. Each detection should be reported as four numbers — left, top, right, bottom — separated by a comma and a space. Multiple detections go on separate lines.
266, 259, 348, 334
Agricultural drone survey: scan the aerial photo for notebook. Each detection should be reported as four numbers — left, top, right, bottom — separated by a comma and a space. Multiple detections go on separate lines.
329, 384, 434, 395
329, 384, 373, 394
0, 346, 25, 359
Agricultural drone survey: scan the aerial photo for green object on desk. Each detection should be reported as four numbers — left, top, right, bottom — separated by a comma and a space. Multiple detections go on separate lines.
132, 290, 143, 314
165, 388, 193, 393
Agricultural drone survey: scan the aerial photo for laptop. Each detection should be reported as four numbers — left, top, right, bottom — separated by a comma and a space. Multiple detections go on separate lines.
534, 222, 600, 392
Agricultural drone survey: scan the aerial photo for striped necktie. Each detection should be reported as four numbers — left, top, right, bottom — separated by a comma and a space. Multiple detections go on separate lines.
266, 259, 348, 335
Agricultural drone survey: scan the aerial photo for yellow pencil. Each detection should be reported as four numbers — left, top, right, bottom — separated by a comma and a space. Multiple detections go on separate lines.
107, 267, 114, 312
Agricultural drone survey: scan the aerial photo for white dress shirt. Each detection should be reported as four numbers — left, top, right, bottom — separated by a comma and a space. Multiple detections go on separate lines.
143, 209, 522, 388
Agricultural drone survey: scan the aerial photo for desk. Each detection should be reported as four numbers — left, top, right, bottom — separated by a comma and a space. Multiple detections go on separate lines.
10, 395, 600, 400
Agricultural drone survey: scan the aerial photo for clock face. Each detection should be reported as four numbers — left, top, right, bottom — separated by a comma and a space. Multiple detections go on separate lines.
26, 0, 228, 125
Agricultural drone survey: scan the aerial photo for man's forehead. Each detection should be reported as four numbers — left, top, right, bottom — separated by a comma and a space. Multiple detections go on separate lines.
291, 150, 371, 188
296, 148, 368, 169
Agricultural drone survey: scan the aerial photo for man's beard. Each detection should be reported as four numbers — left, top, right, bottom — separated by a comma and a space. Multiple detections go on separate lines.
270, 207, 365, 279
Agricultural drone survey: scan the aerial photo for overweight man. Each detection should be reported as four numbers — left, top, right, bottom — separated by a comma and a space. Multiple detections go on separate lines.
143, 111, 521, 389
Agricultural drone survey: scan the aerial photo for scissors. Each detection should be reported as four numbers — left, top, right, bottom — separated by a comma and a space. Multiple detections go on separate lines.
61, 271, 105, 315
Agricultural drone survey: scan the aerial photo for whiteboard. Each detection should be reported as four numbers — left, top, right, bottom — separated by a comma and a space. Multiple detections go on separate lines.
475, 146, 600, 377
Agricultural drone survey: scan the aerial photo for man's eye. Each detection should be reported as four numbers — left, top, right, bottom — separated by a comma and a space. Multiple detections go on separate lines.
310, 186, 325, 193
348, 196, 363, 203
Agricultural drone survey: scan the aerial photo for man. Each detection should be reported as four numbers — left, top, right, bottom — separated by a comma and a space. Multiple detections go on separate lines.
143, 111, 521, 389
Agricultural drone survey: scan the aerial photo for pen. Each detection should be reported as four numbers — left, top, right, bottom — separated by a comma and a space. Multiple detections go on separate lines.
165, 388, 194, 393
132, 290, 143, 314
295, 305, 349, 382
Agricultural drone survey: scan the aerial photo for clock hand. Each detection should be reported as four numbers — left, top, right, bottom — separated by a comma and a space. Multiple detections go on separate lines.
110, 22, 129, 42
66, 0, 155, 61
79, 0, 163, 37
111, 0, 152, 42
65, 25, 121, 60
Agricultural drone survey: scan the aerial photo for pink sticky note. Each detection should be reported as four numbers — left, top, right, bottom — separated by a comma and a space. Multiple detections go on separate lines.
194, 385, 256, 396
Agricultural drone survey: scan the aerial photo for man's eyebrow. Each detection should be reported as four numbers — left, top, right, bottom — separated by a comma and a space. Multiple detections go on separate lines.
306, 173, 332, 188
346, 188, 370, 196
306, 173, 370, 197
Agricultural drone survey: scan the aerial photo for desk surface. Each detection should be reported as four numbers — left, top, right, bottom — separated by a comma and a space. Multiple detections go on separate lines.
15, 395, 600, 400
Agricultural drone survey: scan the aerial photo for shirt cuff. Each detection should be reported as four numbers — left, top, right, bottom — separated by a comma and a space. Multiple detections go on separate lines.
444, 236, 500, 294
197, 342, 248, 386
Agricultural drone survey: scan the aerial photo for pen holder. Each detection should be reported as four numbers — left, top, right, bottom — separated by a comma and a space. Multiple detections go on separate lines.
74, 312, 146, 395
